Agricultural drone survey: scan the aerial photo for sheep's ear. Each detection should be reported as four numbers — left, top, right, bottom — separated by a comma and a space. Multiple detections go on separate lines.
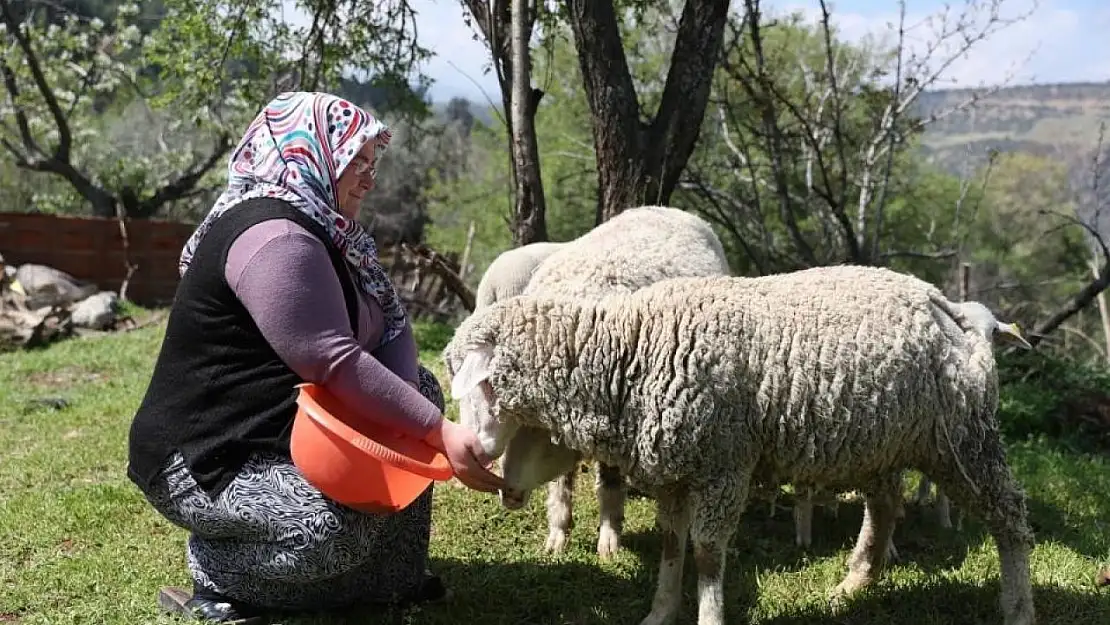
996, 321, 1033, 350
450, 345, 494, 400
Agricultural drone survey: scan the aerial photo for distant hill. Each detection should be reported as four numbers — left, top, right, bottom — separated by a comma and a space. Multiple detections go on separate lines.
429, 80, 1110, 175
914, 81, 1110, 174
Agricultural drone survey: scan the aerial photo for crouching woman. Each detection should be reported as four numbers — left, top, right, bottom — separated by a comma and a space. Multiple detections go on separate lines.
126, 91, 503, 624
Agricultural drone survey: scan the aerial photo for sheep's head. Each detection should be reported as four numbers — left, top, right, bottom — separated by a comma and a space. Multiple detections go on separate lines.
955, 301, 1033, 349
443, 305, 520, 461
445, 340, 520, 462
498, 426, 580, 509
444, 299, 580, 510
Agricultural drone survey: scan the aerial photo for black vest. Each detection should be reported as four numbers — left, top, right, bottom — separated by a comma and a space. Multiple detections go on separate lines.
127, 197, 359, 498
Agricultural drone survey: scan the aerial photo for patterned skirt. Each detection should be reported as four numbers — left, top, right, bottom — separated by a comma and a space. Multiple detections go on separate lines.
141, 366, 444, 611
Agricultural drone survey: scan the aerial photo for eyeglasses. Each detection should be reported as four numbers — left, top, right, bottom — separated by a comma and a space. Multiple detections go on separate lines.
348, 155, 375, 178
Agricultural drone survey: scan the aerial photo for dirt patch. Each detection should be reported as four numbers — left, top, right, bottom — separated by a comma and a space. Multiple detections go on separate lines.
25, 366, 103, 388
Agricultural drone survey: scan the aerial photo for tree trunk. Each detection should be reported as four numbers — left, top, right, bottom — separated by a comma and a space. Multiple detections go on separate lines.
564, 0, 732, 224
461, 0, 548, 245
509, 0, 548, 245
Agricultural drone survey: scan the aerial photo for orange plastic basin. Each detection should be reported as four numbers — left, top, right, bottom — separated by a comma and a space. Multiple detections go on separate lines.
290, 383, 455, 514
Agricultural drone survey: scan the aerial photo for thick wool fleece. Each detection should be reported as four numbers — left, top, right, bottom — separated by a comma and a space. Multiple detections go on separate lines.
482, 205, 731, 557
522, 206, 731, 300
475, 242, 568, 309
445, 264, 1035, 625
453, 266, 998, 491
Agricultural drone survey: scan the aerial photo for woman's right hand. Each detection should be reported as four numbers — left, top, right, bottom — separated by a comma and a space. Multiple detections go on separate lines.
425, 418, 505, 493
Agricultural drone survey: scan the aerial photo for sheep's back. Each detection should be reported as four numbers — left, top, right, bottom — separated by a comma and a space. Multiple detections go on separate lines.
475, 242, 566, 308
615, 270, 991, 488
524, 206, 730, 300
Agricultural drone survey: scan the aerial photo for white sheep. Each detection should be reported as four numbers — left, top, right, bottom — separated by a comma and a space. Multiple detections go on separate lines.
475, 241, 568, 309
792, 300, 1032, 550
443, 265, 1035, 625
510, 205, 731, 558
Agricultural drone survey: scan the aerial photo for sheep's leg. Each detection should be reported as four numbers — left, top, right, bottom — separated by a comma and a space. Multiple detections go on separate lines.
688, 475, 748, 625
595, 461, 625, 558
543, 469, 575, 554
929, 436, 1035, 625
935, 486, 953, 529
638, 490, 691, 625
793, 485, 814, 548
886, 494, 905, 562
830, 473, 902, 602
913, 474, 932, 504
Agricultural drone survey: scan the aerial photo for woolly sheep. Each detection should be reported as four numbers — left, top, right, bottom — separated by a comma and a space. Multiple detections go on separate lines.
443, 265, 1035, 625
475, 241, 568, 309
466, 209, 819, 557
792, 300, 1032, 549
506, 205, 731, 558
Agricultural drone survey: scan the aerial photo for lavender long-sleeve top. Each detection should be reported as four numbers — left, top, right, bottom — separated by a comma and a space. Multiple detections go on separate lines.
224, 219, 443, 439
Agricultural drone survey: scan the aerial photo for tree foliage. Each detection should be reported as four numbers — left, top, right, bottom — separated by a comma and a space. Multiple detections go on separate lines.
0, 0, 431, 220
2, 0, 1110, 365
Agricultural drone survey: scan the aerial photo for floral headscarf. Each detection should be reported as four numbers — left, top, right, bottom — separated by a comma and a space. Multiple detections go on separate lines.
179, 91, 407, 347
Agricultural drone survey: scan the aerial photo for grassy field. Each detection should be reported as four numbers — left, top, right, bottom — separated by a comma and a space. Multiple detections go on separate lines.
1, 318, 1108, 625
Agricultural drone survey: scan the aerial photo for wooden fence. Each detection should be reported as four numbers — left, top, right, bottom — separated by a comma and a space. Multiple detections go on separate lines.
380, 244, 472, 323
0, 212, 472, 319
0, 212, 194, 305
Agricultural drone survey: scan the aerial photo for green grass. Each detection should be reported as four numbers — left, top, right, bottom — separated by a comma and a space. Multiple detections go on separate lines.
1, 320, 1108, 624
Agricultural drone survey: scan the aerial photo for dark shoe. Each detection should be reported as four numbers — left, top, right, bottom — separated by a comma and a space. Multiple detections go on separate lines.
157, 586, 265, 624
398, 570, 452, 606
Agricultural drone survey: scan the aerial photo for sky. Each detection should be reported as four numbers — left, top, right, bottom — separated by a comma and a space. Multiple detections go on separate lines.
288, 0, 1110, 103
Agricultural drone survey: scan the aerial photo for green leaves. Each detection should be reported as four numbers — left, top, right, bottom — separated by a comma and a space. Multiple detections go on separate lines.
1, 0, 434, 219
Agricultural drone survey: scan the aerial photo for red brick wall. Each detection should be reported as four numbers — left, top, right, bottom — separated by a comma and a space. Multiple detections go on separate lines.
0, 212, 196, 306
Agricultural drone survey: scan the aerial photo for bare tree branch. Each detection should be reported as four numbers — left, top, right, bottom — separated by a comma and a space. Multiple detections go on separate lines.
682, 0, 1034, 274
1029, 129, 1110, 346
0, 0, 234, 220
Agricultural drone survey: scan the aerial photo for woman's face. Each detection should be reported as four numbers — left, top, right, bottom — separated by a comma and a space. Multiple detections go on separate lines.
335, 141, 377, 219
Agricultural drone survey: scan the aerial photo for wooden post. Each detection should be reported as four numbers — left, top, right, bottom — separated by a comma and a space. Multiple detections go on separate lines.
459, 220, 476, 281
1089, 257, 1110, 364
959, 262, 970, 302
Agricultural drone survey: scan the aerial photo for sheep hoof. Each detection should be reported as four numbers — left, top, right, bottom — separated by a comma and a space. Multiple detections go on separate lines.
830, 572, 871, 605
596, 526, 621, 558
543, 529, 569, 554
637, 609, 675, 625
937, 510, 953, 529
